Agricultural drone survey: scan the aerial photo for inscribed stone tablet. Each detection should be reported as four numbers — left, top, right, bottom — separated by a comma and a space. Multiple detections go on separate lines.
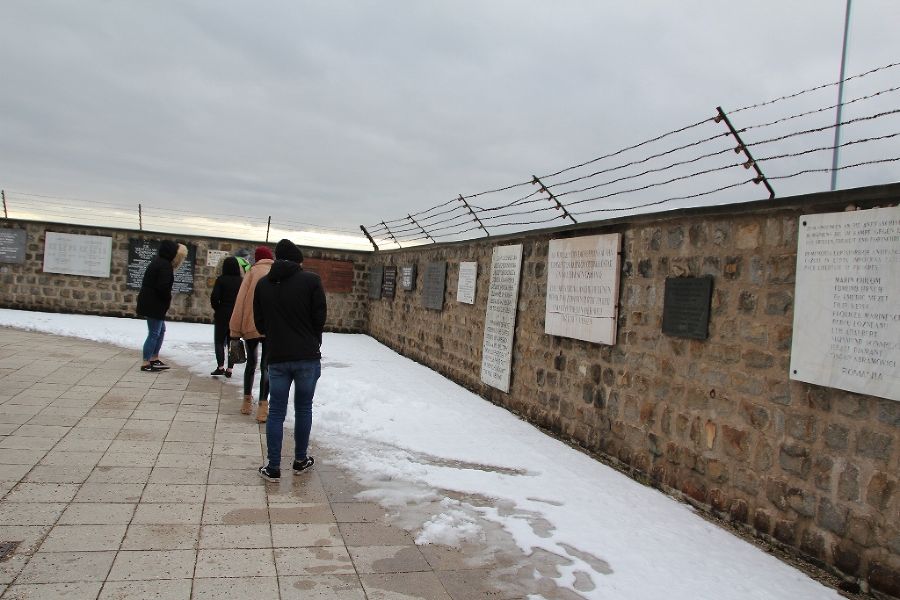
545, 234, 621, 344
304, 258, 354, 293
790, 207, 900, 401
207, 250, 229, 268
0, 228, 26, 264
481, 245, 523, 393
400, 265, 417, 291
382, 266, 397, 299
457, 262, 478, 304
661, 276, 714, 340
422, 262, 446, 310
368, 265, 383, 299
126, 239, 195, 293
43, 232, 112, 278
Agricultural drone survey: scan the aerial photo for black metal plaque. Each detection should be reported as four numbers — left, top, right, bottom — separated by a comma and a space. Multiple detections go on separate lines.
662, 276, 713, 340
127, 239, 196, 294
0, 228, 26, 264
400, 264, 417, 291
382, 266, 397, 299
368, 265, 383, 299
422, 261, 446, 310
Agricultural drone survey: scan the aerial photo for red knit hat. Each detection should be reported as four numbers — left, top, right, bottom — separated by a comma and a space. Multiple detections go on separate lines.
255, 246, 274, 261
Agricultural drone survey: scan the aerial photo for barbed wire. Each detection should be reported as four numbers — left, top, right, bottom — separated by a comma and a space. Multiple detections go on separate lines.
730, 61, 900, 114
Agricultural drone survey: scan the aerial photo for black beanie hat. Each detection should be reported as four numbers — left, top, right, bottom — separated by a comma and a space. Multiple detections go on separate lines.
275, 239, 303, 262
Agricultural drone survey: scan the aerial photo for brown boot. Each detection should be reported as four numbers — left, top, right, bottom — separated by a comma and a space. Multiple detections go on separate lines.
256, 401, 268, 423
240, 395, 253, 415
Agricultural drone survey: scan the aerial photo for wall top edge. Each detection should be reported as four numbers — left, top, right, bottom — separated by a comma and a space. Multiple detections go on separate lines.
0, 219, 374, 258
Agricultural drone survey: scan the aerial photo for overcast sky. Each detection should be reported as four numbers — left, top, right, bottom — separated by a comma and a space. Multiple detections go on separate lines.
1, 1, 898, 248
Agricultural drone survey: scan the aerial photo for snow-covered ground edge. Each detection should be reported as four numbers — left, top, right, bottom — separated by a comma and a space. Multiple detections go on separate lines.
0, 309, 841, 600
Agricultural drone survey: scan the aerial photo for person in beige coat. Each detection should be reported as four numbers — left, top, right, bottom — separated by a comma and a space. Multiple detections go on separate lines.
229, 246, 274, 421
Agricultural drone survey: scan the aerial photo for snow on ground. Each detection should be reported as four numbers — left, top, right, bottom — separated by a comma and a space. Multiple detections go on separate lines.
0, 309, 840, 600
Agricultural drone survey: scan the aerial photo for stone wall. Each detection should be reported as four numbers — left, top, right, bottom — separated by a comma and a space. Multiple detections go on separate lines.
0, 220, 369, 332
366, 184, 900, 598
1, 184, 898, 596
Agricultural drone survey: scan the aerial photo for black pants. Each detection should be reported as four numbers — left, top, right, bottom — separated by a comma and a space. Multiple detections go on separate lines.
244, 338, 269, 401
214, 320, 234, 368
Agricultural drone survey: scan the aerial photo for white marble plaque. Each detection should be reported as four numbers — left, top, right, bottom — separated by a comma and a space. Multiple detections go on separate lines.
790, 207, 900, 401
545, 234, 621, 345
480, 245, 523, 392
207, 250, 229, 268
42, 232, 112, 278
457, 262, 478, 304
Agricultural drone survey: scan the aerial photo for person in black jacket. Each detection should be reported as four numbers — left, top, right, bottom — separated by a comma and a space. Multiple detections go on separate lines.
209, 256, 243, 377
136, 240, 187, 372
253, 239, 327, 482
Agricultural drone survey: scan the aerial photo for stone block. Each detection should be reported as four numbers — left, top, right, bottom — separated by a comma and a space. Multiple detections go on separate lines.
786, 487, 817, 518
773, 520, 797, 545
765, 291, 792, 316
734, 468, 759, 496
800, 530, 826, 561
856, 429, 893, 462
877, 400, 900, 428
847, 515, 875, 547
778, 443, 810, 478
729, 498, 749, 523
838, 464, 860, 502
753, 509, 772, 534
765, 478, 788, 510
743, 349, 774, 369
868, 561, 900, 598
866, 472, 895, 510
813, 456, 834, 492
786, 414, 817, 443
817, 498, 848, 535
736, 222, 761, 250
824, 424, 849, 450
832, 543, 861, 576
741, 402, 770, 430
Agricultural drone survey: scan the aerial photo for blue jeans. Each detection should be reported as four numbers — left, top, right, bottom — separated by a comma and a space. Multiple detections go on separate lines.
142, 319, 166, 362
266, 360, 321, 469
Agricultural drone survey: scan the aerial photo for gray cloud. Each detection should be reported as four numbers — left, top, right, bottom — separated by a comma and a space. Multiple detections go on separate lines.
1, 0, 898, 245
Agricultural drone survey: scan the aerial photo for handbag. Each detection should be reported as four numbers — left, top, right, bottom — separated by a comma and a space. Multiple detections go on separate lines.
228, 339, 247, 364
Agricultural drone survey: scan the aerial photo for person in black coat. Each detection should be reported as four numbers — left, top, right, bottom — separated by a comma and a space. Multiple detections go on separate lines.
136, 240, 187, 372
253, 239, 327, 482
210, 256, 243, 377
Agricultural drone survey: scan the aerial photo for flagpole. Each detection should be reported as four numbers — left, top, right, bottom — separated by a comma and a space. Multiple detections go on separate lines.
830, 0, 852, 191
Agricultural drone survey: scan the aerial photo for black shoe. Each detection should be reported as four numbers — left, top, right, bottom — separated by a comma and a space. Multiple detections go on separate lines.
140, 364, 164, 372
258, 465, 280, 482
211, 367, 226, 376
293, 457, 314, 474
150, 360, 170, 369
224, 369, 233, 379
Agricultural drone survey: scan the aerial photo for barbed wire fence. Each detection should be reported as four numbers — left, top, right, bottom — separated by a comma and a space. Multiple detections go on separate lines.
362, 60, 900, 250
2, 62, 897, 252
0, 189, 369, 250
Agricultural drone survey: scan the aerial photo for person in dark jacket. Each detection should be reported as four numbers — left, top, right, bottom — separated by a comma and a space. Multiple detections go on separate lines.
253, 239, 327, 482
136, 240, 188, 372
209, 256, 243, 377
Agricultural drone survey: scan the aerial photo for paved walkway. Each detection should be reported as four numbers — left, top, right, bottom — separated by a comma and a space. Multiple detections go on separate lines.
0, 328, 543, 600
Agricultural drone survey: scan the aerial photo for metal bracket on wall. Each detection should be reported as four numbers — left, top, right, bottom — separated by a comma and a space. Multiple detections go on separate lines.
715, 106, 776, 200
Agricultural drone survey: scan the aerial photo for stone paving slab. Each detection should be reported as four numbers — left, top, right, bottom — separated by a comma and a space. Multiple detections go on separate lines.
0, 327, 545, 600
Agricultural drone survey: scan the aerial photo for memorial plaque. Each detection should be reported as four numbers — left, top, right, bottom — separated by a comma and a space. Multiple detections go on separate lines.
382, 266, 397, 299
422, 262, 446, 310
207, 250, 229, 268
43, 232, 112, 278
457, 262, 478, 304
304, 258, 354, 293
368, 265, 383, 299
126, 239, 196, 294
545, 234, 621, 344
480, 245, 523, 393
400, 265, 417, 291
661, 276, 713, 340
0, 228, 26, 264
790, 207, 900, 401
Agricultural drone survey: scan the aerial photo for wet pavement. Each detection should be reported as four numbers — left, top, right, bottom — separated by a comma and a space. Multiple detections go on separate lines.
0, 327, 579, 600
